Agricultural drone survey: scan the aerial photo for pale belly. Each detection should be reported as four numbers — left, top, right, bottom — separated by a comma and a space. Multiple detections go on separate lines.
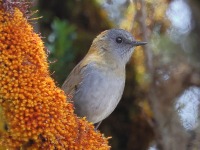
73, 67, 125, 123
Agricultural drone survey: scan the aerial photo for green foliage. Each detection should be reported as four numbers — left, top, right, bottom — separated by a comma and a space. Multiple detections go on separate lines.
47, 18, 76, 85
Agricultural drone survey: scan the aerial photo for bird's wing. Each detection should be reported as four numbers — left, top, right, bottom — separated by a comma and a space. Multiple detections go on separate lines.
61, 61, 87, 101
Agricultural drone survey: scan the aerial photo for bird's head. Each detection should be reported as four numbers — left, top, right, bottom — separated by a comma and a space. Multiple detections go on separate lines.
91, 29, 147, 65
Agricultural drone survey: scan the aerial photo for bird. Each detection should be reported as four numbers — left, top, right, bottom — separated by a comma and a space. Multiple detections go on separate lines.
61, 29, 147, 129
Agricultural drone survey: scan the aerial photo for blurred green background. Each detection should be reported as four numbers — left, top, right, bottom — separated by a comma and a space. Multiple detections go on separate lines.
34, 0, 200, 149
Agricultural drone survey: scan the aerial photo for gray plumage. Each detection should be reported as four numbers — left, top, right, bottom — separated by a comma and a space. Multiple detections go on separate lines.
62, 29, 147, 124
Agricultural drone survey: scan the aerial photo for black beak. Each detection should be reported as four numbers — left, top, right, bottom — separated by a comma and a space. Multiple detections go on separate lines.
131, 41, 147, 46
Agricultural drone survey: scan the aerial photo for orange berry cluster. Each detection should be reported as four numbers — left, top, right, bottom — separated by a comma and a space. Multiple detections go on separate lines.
0, 2, 110, 149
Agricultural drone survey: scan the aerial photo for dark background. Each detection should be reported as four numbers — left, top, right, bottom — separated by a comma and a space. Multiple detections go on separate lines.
36, 0, 200, 149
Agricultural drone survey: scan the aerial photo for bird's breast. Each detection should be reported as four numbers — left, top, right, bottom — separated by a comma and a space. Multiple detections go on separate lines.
74, 63, 125, 123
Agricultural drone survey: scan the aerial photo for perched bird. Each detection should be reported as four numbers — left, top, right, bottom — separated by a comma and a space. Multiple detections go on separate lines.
62, 29, 147, 128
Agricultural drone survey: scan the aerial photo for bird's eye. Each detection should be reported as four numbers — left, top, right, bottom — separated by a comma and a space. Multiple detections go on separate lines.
116, 37, 123, 44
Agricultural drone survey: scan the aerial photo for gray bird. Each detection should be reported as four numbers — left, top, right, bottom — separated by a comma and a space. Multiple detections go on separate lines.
62, 29, 147, 128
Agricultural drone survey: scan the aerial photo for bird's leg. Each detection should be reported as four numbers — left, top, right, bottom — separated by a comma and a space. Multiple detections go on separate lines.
95, 121, 102, 130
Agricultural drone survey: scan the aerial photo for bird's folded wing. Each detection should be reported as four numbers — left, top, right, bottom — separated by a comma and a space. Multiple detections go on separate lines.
61, 62, 87, 101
